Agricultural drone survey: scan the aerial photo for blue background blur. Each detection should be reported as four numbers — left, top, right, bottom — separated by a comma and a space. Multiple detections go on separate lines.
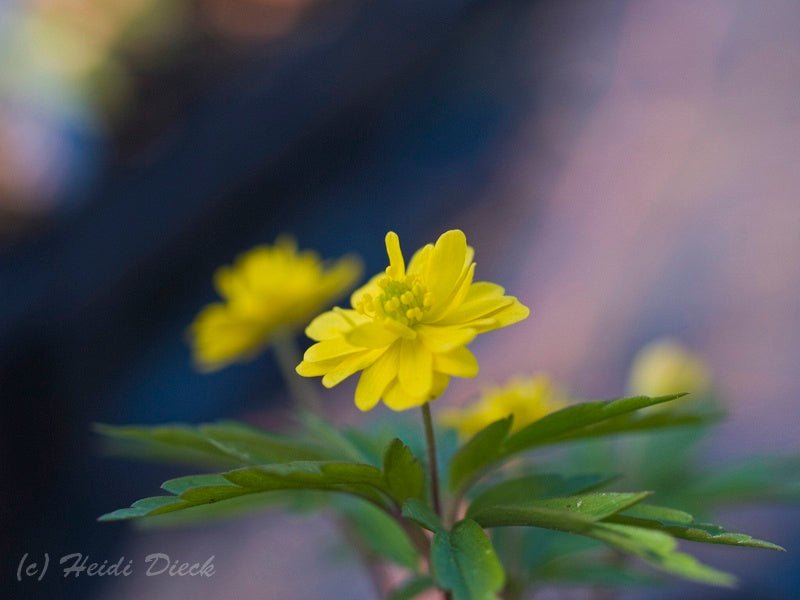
2, 1, 799, 598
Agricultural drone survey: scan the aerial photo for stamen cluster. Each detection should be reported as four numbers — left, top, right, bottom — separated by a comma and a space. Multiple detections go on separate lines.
356, 273, 434, 326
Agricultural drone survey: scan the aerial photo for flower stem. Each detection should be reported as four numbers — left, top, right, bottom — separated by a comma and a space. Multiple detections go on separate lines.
421, 402, 443, 518
421, 402, 452, 600
272, 329, 321, 413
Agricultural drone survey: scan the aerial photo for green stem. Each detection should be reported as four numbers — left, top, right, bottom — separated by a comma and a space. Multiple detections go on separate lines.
272, 329, 321, 413
421, 403, 453, 600
421, 403, 443, 518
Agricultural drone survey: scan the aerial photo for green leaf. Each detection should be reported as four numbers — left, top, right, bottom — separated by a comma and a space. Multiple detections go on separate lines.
344, 428, 392, 466
99, 461, 390, 522
516, 528, 604, 574
469, 491, 652, 529
197, 421, 328, 463
608, 504, 785, 551
388, 576, 435, 600
617, 503, 693, 524
401, 498, 443, 532
449, 395, 703, 496
553, 412, 718, 444
431, 519, 505, 600
94, 423, 242, 468
224, 462, 385, 493
589, 523, 735, 587
534, 557, 662, 587
132, 491, 297, 528
468, 473, 616, 518
339, 498, 419, 569
685, 455, 800, 507
94, 421, 328, 468
449, 417, 513, 492
501, 394, 687, 457
466, 490, 743, 587
98, 496, 188, 522
297, 411, 373, 463
383, 439, 426, 505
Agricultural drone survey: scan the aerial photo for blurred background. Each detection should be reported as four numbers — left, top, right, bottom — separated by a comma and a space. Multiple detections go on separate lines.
2, 0, 799, 598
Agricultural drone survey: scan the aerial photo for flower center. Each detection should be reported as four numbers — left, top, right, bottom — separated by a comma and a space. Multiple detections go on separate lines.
357, 274, 433, 326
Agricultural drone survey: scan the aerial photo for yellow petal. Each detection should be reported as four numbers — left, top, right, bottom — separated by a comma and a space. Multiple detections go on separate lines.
346, 321, 399, 348
487, 298, 530, 329
305, 311, 350, 341
424, 230, 467, 309
464, 245, 475, 268
383, 318, 418, 340
406, 244, 433, 276
190, 304, 268, 371
417, 324, 477, 353
296, 358, 337, 377
213, 265, 248, 303
463, 281, 506, 301
430, 372, 450, 398
383, 379, 427, 411
398, 338, 433, 398
447, 261, 476, 308
384, 231, 405, 278
439, 294, 513, 326
297, 350, 368, 377
354, 344, 400, 411
427, 262, 475, 321
303, 338, 361, 362
322, 348, 385, 388
333, 307, 369, 328
434, 347, 479, 377
438, 281, 529, 332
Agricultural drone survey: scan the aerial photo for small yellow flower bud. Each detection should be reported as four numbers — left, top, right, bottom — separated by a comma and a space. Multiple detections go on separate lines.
628, 339, 711, 398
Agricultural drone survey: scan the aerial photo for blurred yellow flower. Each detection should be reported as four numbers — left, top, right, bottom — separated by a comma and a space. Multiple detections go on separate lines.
190, 237, 362, 372
296, 230, 529, 411
627, 339, 711, 397
440, 375, 566, 438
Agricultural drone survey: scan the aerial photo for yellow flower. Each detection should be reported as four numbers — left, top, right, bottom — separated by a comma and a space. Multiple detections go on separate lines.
189, 237, 362, 372
296, 230, 530, 411
627, 338, 711, 398
440, 375, 566, 438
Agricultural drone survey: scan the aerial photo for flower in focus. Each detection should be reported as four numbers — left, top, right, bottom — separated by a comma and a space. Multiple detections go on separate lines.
296, 230, 529, 411
627, 338, 711, 398
190, 237, 362, 371
440, 375, 566, 438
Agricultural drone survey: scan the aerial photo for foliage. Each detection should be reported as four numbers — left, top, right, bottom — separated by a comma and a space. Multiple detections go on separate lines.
97, 392, 790, 598
96, 231, 795, 599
